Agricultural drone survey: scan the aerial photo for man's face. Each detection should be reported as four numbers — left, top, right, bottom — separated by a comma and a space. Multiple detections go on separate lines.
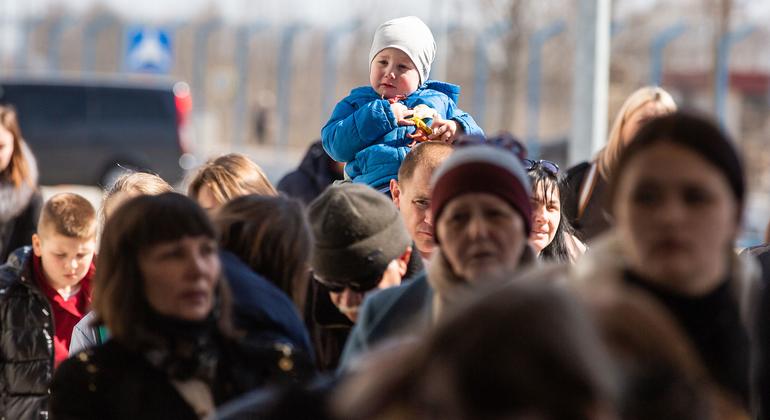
326, 258, 408, 322
392, 166, 435, 258
436, 193, 527, 282
32, 230, 96, 290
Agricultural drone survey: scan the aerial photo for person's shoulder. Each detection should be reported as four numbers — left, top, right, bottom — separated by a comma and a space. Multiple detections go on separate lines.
363, 272, 429, 317
743, 244, 770, 258
225, 339, 315, 387
67, 339, 129, 365
421, 80, 460, 95
52, 341, 136, 416
220, 251, 289, 302
0, 246, 33, 289
344, 86, 380, 102
565, 161, 591, 178
56, 341, 121, 387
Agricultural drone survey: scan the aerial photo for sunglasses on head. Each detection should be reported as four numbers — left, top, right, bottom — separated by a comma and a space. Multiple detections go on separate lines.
313, 273, 379, 294
522, 159, 559, 176
454, 133, 527, 160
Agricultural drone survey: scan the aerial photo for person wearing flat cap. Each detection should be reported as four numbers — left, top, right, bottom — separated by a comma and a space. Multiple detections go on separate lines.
338, 140, 536, 371
306, 183, 424, 371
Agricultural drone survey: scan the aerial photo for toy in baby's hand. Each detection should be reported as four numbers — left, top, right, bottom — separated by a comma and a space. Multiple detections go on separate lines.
385, 95, 438, 147
406, 104, 439, 146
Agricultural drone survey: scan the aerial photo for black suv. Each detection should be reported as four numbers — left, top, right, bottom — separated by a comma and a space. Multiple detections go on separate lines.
0, 76, 192, 186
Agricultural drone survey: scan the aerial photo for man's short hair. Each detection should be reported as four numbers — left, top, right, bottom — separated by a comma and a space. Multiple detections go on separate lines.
38, 193, 97, 239
398, 142, 453, 184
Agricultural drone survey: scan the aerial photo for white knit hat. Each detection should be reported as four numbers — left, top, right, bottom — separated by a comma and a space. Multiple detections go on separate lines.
368, 16, 436, 85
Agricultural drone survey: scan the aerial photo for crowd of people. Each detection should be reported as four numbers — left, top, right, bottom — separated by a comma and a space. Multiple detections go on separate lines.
0, 13, 768, 420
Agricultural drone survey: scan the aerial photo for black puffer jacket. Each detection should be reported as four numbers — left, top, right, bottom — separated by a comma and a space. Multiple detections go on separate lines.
0, 246, 55, 420
277, 141, 343, 205
562, 161, 612, 243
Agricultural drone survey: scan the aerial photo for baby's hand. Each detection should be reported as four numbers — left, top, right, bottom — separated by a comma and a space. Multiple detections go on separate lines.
390, 102, 415, 126
429, 118, 461, 143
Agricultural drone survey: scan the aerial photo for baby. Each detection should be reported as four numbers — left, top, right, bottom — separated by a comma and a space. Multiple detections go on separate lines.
322, 16, 483, 192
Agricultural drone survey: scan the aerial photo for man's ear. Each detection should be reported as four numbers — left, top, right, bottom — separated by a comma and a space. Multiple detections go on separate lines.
390, 179, 401, 208
396, 246, 412, 276
31, 233, 42, 257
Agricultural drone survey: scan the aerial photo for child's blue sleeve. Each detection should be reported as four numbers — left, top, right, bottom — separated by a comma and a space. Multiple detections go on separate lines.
446, 101, 484, 137
321, 97, 398, 163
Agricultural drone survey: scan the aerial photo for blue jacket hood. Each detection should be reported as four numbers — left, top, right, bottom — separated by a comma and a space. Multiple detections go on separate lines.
219, 250, 314, 358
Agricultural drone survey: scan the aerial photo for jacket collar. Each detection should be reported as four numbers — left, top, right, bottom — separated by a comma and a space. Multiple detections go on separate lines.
427, 245, 537, 322
572, 231, 762, 331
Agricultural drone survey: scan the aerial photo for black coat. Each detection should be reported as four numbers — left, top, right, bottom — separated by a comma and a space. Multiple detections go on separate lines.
0, 190, 41, 264
50, 337, 314, 420
277, 141, 343, 205
562, 161, 611, 242
742, 244, 770, 419
305, 280, 353, 372
0, 247, 55, 420
221, 251, 314, 357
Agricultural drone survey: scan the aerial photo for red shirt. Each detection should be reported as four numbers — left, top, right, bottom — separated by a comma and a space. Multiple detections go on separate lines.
32, 255, 94, 368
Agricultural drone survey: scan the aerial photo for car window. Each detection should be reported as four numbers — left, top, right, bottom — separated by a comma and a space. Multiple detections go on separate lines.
0, 84, 87, 127
91, 87, 174, 122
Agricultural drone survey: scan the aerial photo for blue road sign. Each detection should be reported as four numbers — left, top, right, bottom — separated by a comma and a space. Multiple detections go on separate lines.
124, 26, 173, 73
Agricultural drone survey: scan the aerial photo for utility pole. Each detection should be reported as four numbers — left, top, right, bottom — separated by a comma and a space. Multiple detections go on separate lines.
568, 0, 611, 165
711, 0, 732, 117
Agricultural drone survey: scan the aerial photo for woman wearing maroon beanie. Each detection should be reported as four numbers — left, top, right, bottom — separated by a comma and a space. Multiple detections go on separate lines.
339, 140, 535, 368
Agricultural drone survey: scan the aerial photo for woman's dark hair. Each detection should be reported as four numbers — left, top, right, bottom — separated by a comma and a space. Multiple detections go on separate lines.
608, 112, 745, 219
93, 192, 233, 347
528, 165, 574, 262
215, 194, 311, 310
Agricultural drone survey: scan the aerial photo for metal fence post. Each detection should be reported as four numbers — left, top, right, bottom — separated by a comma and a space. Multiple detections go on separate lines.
715, 24, 754, 128
47, 16, 76, 72
649, 22, 687, 86
191, 19, 222, 114
473, 21, 510, 129
16, 17, 45, 72
275, 23, 306, 148
568, 0, 611, 165
82, 15, 119, 72
321, 20, 360, 126
525, 20, 565, 158
232, 21, 270, 147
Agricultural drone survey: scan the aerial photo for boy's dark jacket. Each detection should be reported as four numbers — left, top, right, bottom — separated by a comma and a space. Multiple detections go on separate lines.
0, 246, 54, 420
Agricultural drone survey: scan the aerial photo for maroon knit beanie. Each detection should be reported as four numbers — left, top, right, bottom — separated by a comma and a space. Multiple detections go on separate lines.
430, 145, 532, 242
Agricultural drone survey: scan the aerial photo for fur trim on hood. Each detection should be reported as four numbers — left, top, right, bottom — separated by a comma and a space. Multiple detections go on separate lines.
571, 232, 762, 332
0, 143, 39, 223
427, 245, 537, 321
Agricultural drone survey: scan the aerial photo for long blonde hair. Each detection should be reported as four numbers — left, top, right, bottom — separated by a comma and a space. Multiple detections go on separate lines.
0, 106, 33, 188
187, 153, 277, 205
596, 86, 677, 180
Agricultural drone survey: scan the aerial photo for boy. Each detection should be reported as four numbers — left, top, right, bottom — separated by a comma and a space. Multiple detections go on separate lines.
322, 16, 483, 192
0, 192, 97, 419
